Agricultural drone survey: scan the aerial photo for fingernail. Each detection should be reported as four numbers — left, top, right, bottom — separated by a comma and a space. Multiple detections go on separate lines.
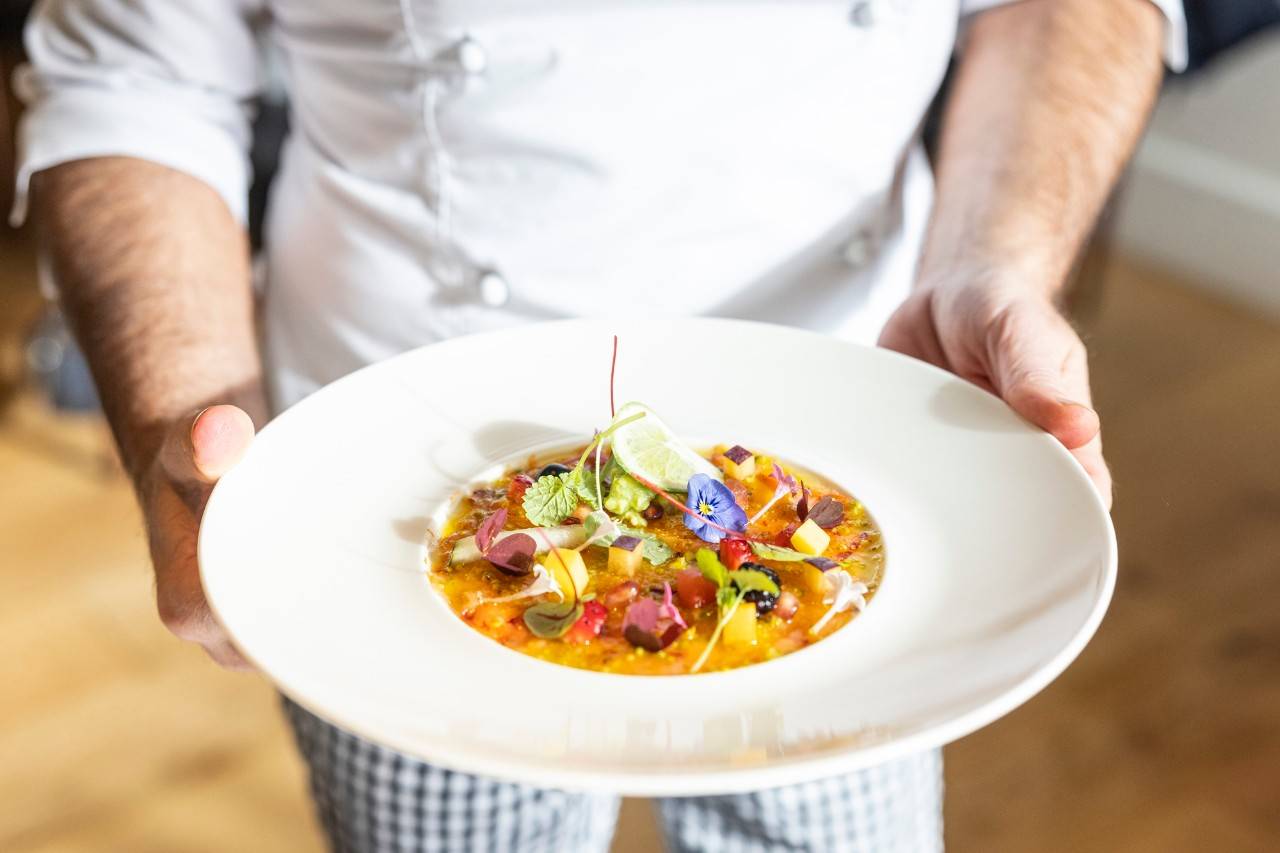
190, 406, 212, 438
1057, 398, 1094, 412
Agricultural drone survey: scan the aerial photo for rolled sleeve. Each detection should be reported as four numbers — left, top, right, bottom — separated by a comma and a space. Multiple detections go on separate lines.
11, 0, 265, 226
959, 0, 1188, 73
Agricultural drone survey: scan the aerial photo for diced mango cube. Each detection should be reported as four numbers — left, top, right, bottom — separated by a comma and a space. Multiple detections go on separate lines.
801, 563, 832, 597
723, 603, 758, 647
607, 536, 643, 577
544, 547, 589, 597
722, 445, 756, 481
790, 518, 830, 556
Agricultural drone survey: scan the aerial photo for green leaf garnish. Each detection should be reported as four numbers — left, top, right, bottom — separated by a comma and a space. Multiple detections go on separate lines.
625, 527, 674, 565
695, 548, 730, 589
523, 599, 584, 638
522, 472, 579, 527
747, 541, 811, 562
583, 510, 673, 565
571, 466, 601, 510
728, 567, 781, 597
715, 585, 738, 611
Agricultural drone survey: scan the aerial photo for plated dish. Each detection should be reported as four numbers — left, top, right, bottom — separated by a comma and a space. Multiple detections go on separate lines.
199, 318, 1116, 795
431, 384, 886, 674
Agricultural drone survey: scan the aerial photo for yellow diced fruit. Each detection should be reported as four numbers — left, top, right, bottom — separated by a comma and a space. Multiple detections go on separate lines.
802, 563, 831, 597
790, 518, 830, 556
723, 603, 758, 647
608, 540, 644, 577
722, 447, 756, 481
544, 548, 589, 598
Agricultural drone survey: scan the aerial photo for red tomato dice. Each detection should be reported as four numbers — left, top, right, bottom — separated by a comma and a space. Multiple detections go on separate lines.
719, 537, 753, 571
507, 474, 533, 503
564, 600, 607, 643
675, 567, 719, 609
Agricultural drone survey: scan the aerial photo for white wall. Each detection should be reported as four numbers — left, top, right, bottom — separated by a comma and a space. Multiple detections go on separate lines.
1113, 32, 1280, 316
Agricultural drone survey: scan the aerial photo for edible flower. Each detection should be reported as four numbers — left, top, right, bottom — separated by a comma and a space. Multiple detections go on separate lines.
657, 581, 688, 630
683, 473, 747, 543
809, 569, 868, 636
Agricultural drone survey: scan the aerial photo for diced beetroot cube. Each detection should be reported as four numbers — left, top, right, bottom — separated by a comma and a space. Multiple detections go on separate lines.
675, 567, 719, 609
719, 538, 753, 571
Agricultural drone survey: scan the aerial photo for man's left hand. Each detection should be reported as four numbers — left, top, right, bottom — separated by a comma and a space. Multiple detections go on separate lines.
878, 281, 1112, 509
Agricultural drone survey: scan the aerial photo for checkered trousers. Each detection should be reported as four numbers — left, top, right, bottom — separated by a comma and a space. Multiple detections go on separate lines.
283, 699, 943, 853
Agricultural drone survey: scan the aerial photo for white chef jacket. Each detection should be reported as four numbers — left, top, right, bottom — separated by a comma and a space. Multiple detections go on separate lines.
13, 0, 1185, 410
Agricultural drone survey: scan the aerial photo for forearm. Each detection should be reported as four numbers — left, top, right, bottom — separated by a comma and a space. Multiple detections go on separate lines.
918, 0, 1164, 296
32, 157, 266, 483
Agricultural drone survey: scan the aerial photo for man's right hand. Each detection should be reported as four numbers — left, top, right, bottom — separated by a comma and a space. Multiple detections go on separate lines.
140, 404, 257, 670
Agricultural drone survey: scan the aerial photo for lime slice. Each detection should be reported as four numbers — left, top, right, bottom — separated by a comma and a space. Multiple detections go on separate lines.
609, 401, 722, 492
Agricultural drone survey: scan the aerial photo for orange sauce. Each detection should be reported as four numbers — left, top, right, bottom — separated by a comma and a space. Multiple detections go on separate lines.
429, 447, 884, 675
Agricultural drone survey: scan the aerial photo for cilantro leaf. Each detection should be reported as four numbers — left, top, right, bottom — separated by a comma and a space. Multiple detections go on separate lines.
522, 473, 579, 527
748, 541, 810, 562
523, 599, 584, 638
728, 567, 781, 597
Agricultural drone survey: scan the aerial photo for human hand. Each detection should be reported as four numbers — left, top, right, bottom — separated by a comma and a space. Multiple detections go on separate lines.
138, 404, 257, 669
878, 281, 1112, 508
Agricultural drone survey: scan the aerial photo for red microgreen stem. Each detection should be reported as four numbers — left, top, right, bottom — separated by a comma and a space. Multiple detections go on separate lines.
628, 472, 761, 543
609, 335, 618, 419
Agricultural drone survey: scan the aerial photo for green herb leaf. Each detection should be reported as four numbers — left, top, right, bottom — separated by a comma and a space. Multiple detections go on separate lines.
728, 567, 781, 597
715, 585, 739, 611
582, 511, 673, 565
748, 541, 811, 562
696, 548, 730, 589
523, 599, 584, 638
624, 527, 674, 565
522, 473, 579, 527
571, 467, 601, 510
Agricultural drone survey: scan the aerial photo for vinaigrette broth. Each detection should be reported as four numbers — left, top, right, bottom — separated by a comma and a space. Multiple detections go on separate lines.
429, 446, 884, 675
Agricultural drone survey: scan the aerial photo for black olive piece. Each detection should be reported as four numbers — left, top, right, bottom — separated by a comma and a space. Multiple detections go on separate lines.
535, 462, 572, 480
732, 562, 781, 615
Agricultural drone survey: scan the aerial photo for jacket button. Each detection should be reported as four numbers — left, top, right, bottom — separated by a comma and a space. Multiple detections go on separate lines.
456, 36, 487, 75
842, 230, 877, 267
477, 270, 510, 307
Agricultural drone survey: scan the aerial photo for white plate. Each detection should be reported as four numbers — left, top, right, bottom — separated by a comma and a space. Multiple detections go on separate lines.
199, 318, 1115, 795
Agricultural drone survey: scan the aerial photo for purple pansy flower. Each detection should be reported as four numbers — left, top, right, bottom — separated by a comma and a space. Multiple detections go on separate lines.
683, 473, 747, 543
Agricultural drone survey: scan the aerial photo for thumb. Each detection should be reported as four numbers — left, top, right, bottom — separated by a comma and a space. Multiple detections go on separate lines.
161, 404, 256, 486
990, 304, 1100, 451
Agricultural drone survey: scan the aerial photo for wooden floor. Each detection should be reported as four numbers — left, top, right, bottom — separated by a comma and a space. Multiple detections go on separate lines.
1, 244, 1277, 852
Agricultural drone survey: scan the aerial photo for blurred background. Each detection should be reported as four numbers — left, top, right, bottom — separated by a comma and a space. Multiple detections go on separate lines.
1, 3, 1277, 852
